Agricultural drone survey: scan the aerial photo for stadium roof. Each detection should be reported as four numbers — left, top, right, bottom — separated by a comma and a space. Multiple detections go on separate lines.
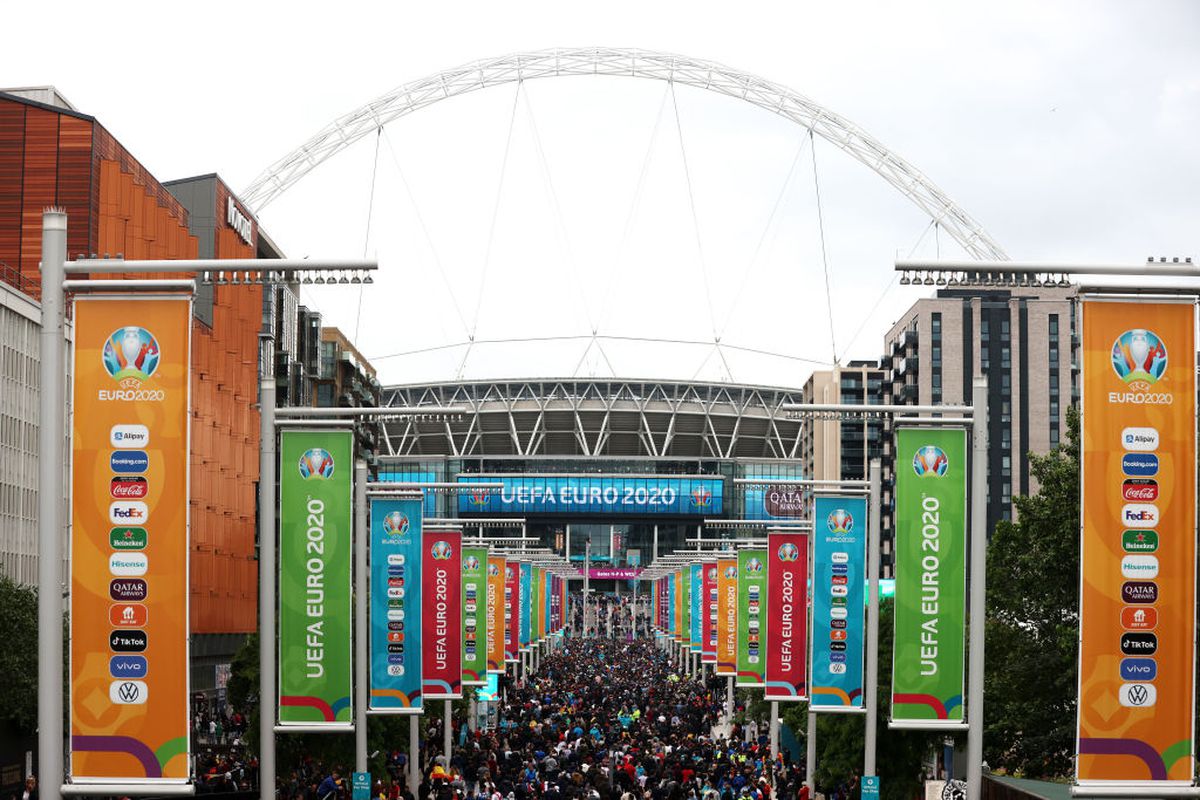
380, 378, 804, 460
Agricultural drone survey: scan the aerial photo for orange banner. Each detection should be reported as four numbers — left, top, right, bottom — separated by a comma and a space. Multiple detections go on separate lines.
1077, 299, 1196, 786
486, 556, 506, 673
70, 297, 192, 783
716, 557, 737, 675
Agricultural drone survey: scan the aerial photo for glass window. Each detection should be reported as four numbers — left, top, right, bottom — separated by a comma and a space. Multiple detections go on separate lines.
932, 346, 942, 363
1001, 319, 1011, 336
1049, 315, 1059, 336
931, 314, 942, 334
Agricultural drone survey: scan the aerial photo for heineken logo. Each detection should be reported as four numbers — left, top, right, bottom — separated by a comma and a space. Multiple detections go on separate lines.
1122, 530, 1158, 553
110, 527, 147, 550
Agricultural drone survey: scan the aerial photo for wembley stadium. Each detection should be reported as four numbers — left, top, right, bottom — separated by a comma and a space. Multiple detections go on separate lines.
376, 377, 807, 588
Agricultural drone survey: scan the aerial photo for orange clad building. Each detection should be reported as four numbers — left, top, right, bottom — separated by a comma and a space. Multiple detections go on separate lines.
0, 88, 266, 643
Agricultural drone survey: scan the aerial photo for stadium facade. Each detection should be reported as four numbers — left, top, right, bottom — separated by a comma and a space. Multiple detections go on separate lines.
376, 378, 808, 589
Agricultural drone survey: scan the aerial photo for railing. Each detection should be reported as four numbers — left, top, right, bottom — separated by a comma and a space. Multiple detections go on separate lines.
0, 261, 39, 300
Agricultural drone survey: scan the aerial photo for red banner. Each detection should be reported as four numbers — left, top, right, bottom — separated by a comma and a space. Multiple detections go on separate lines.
421, 529, 462, 699
504, 560, 520, 662
702, 562, 718, 663
766, 530, 809, 701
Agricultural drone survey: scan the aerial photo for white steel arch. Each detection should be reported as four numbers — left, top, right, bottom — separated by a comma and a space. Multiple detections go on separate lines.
242, 47, 1007, 260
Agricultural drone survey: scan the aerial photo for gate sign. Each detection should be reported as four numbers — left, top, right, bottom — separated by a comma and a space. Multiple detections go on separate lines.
70, 297, 192, 784
486, 556, 506, 673
716, 557, 738, 676
702, 561, 718, 663
892, 427, 967, 726
811, 495, 867, 710
369, 496, 423, 713
457, 475, 723, 515
422, 528, 462, 700
765, 529, 809, 701
462, 546, 488, 686
279, 430, 354, 727
1077, 299, 1197, 788
736, 549, 767, 687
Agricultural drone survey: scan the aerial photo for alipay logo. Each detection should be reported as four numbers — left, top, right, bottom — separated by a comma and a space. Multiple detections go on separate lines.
298, 448, 335, 479
1122, 427, 1159, 452
912, 445, 949, 477
110, 425, 150, 449
1111, 329, 1167, 385
102, 327, 160, 385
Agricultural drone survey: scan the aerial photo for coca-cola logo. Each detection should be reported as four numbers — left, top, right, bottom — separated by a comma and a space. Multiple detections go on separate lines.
1122, 479, 1158, 502
111, 476, 148, 499
764, 485, 805, 518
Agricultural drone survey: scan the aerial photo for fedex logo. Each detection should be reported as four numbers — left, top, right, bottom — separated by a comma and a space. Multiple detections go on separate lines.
109, 502, 148, 524
1122, 504, 1158, 528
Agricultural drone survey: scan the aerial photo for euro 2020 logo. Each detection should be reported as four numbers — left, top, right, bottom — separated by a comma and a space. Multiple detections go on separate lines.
827, 508, 854, 534
464, 555, 481, 571
707, 567, 718, 581
745, 557, 764, 574
383, 511, 409, 537
298, 448, 335, 480
1112, 328, 1167, 389
690, 486, 713, 508
103, 327, 160, 387
487, 562, 500, 577
723, 566, 737, 580
431, 540, 453, 560
777, 543, 800, 562
912, 446, 948, 478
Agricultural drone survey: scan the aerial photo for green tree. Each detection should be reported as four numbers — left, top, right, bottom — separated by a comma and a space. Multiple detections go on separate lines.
983, 407, 1080, 778
0, 575, 40, 736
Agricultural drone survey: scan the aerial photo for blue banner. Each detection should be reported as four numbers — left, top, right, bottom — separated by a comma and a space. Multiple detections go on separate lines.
457, 475, 723, 515
810, 494, 868, 711
518, 562, 532, 649
689, 563, 703, 654
368, 497, 423, 714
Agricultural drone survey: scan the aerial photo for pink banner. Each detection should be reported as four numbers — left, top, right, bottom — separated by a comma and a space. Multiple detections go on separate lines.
766, 530, 809, 701
422, 529, 462, 699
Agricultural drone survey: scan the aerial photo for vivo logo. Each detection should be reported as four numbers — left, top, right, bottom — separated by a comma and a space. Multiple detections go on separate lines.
1122, 427, 1159, 452
109, 655, 148, 679
1122, 504, 1159, 528
1120, 658, 1157, 682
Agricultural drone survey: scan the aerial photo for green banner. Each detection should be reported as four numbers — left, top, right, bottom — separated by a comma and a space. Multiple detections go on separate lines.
461, 545, 488, 686
737, 549, 767, 687
892, 427, 967, 725
279, 431, 354, 725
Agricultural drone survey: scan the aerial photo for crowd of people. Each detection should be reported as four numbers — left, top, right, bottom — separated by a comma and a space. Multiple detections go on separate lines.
178, 593, 828, 800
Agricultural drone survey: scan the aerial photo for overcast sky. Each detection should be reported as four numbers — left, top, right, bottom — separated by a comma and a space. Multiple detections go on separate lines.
8, 1, 1199, 387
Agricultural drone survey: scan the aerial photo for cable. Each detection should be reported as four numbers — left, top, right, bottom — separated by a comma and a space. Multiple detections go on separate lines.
353, 127, 383, 344
380, 127, 471, 338
718, 131, 810, 339
810, 130, 838, 365
460, 80, 524, 379
669, 81, 719, 338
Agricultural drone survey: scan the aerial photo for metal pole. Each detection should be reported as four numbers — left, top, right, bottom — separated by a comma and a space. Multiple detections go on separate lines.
769, 702, 780, 762
409, 714, 419, 792
354, 460, 368, 773
967, 377, 989, 799
726, 676, 734, 719
258, 323, 277, 800
38, 210, 66, 800
443, 700, 452, 764
806, 710, 816, 793
864, 459, 881, 778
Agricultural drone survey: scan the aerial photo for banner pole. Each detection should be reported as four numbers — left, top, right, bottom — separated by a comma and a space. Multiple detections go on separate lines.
443, 699, 451, 764
967, 377, 989, 799
864, 459, 882, 778
726, 676, 734, 718
258, 325, 277, 800
806, 709, 816, 793
39, 210, 66, 800
354, 460, 368, 773
770, 701, 780, 761
408, 714, 419, 793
